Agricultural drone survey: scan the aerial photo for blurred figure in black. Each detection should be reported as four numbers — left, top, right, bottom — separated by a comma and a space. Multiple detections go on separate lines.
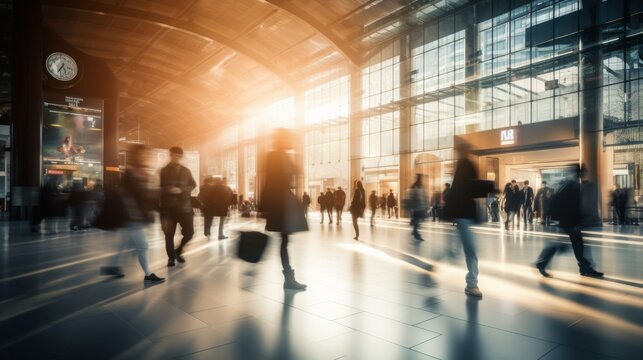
32, 177, 67, 233
430, 191, 441, 222
387, 189, 397, 218
334, 186, 346, 224
199, 176, 215, 237
503, 182, 515, 230
535, 165, 604, 278
609, 184, 620, 224
324, 188, 334, 224
368, 190, 378, 227
261, 128, 307, 290
614, 184, 628, 225
349, 180, 366, 240
212, 177, 232, 240
379, 193, 387, 217
407, 174, 429, 241
442, 183, 451, 208
101, 144, 164, 284
301, 192, 311, 218
230, 190, 238, 212
69, 180, 90, 231
443, 139, 482, 298
515, 182, 525, 225
522, 180, 534, 225
535, 181, 551, 226
160, 146, 196, 266
317, 192, 326, 224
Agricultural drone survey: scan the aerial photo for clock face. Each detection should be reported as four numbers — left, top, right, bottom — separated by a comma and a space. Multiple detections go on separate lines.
46, 52, 78, 81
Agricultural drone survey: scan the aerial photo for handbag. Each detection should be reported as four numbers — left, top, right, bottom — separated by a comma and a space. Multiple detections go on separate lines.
237, 231, 269, 263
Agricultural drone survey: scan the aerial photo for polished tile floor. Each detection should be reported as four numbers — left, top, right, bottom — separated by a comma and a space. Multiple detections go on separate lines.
0, 213, 641, 359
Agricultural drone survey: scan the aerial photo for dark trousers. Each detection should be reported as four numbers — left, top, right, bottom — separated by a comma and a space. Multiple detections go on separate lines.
536, 226, 592, 272
411, 212, 423, 239
162, 211, 194, 260
523, 205, 532, 224
336, 207, 343, 222
351, 213, 359, 237
327, 208, 333, 223
203, 214, 213, 236
280, 232, 291, 271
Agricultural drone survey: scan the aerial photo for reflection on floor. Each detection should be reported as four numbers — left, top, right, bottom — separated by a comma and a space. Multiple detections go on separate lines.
0, 214, 641, 359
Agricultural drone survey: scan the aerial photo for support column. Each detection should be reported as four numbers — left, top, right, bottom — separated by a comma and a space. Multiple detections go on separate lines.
237, 126, 246, 198
294, 92, 305, 198
349, 65, 362, 196
10, 0, 43, 220
580, 0, 604, 225
398, 34, 412, 217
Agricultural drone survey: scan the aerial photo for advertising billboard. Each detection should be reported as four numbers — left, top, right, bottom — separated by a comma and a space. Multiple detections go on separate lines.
42, 93, 103, 189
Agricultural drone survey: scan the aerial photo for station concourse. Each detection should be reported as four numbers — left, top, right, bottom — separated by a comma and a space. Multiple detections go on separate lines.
0, 0, 642, 359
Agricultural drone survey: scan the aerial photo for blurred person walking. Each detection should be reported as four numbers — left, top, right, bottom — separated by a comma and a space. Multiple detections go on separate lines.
534, 165, 604, 278
160, 146, 196, 267
387, 190, 397, 218
101, 144, 165, 284
368, 190, 378, 227
522, 180, 534, 225
334, 186, 346, 223
317, 192, 326, 224
443, 140, 483, 298
324, 188, 334, 224
212, 177, 233, 240
302, 192, 311, 218
260, 129, 307, 290
199, 176, 215, 237
503, 182, 516, 230
379, 194, 387, 217
535, 181, 551, 226
406, 174, 429, 241
349, 180, 366, 240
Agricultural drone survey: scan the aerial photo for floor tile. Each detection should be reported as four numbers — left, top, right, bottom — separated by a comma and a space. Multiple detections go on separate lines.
335, 312, 440, 347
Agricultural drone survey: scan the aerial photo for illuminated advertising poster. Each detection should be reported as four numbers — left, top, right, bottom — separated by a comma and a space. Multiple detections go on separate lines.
42, 93, 103, 188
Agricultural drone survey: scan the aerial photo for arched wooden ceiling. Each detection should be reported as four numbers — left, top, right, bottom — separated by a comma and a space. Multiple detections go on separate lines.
42, 0, 473, 148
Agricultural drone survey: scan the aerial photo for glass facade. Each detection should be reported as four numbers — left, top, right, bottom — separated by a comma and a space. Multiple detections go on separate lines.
214, 0, 643, 211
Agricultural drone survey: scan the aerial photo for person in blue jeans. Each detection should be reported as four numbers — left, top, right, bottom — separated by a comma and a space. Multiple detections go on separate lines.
443, 139, 482, 298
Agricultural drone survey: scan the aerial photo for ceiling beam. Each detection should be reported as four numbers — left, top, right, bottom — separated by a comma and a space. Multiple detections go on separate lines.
43, 0, 300, 90
265, 0, 361, 65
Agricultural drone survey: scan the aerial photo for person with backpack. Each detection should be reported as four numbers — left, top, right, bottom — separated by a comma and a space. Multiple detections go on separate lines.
534, 165, 604, 279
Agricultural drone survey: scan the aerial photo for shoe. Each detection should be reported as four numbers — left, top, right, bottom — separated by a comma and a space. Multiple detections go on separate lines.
144, 273, 166, 284
218, 235, 228, 240
167, 259, 175, 267
353, 236, 359, 240
283, 268, 307, 290
580, 269, 604, 278
175, 248, 185, 263
100, 266, 125, 278
534, 262, 551, 278
464, 287, 483, 297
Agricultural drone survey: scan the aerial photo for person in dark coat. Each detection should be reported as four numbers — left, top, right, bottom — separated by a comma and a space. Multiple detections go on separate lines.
261, 129, 307, 290
443, 139, 482, 298
407, 174, 429, 241
160, 146, 196, 266
334, 186, 346, 223
211, 177, 232, 240
317, 193, 326, 224
302, 192, 311, 218
368, 190, 378, 227
535, 181, 551, 226
324, 188, 334, 224
379, 194, 387, 217
349, 180, 366, 240
502, 182, 515, 230
514, 183, 525, 225
198, 176, 215, 237
386, 190, 397, 218
522, 180, 534, 225
535, 165, 604, 279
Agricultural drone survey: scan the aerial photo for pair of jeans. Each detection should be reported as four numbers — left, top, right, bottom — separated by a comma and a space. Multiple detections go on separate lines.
162, 210, 194, 260
112, 223, 150, 275
456, 218, 479, 288
523, 205, 532, 224
536, 226, 592, 272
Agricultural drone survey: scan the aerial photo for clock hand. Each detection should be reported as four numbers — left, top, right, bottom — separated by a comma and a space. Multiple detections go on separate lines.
58, 63, 64, 73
